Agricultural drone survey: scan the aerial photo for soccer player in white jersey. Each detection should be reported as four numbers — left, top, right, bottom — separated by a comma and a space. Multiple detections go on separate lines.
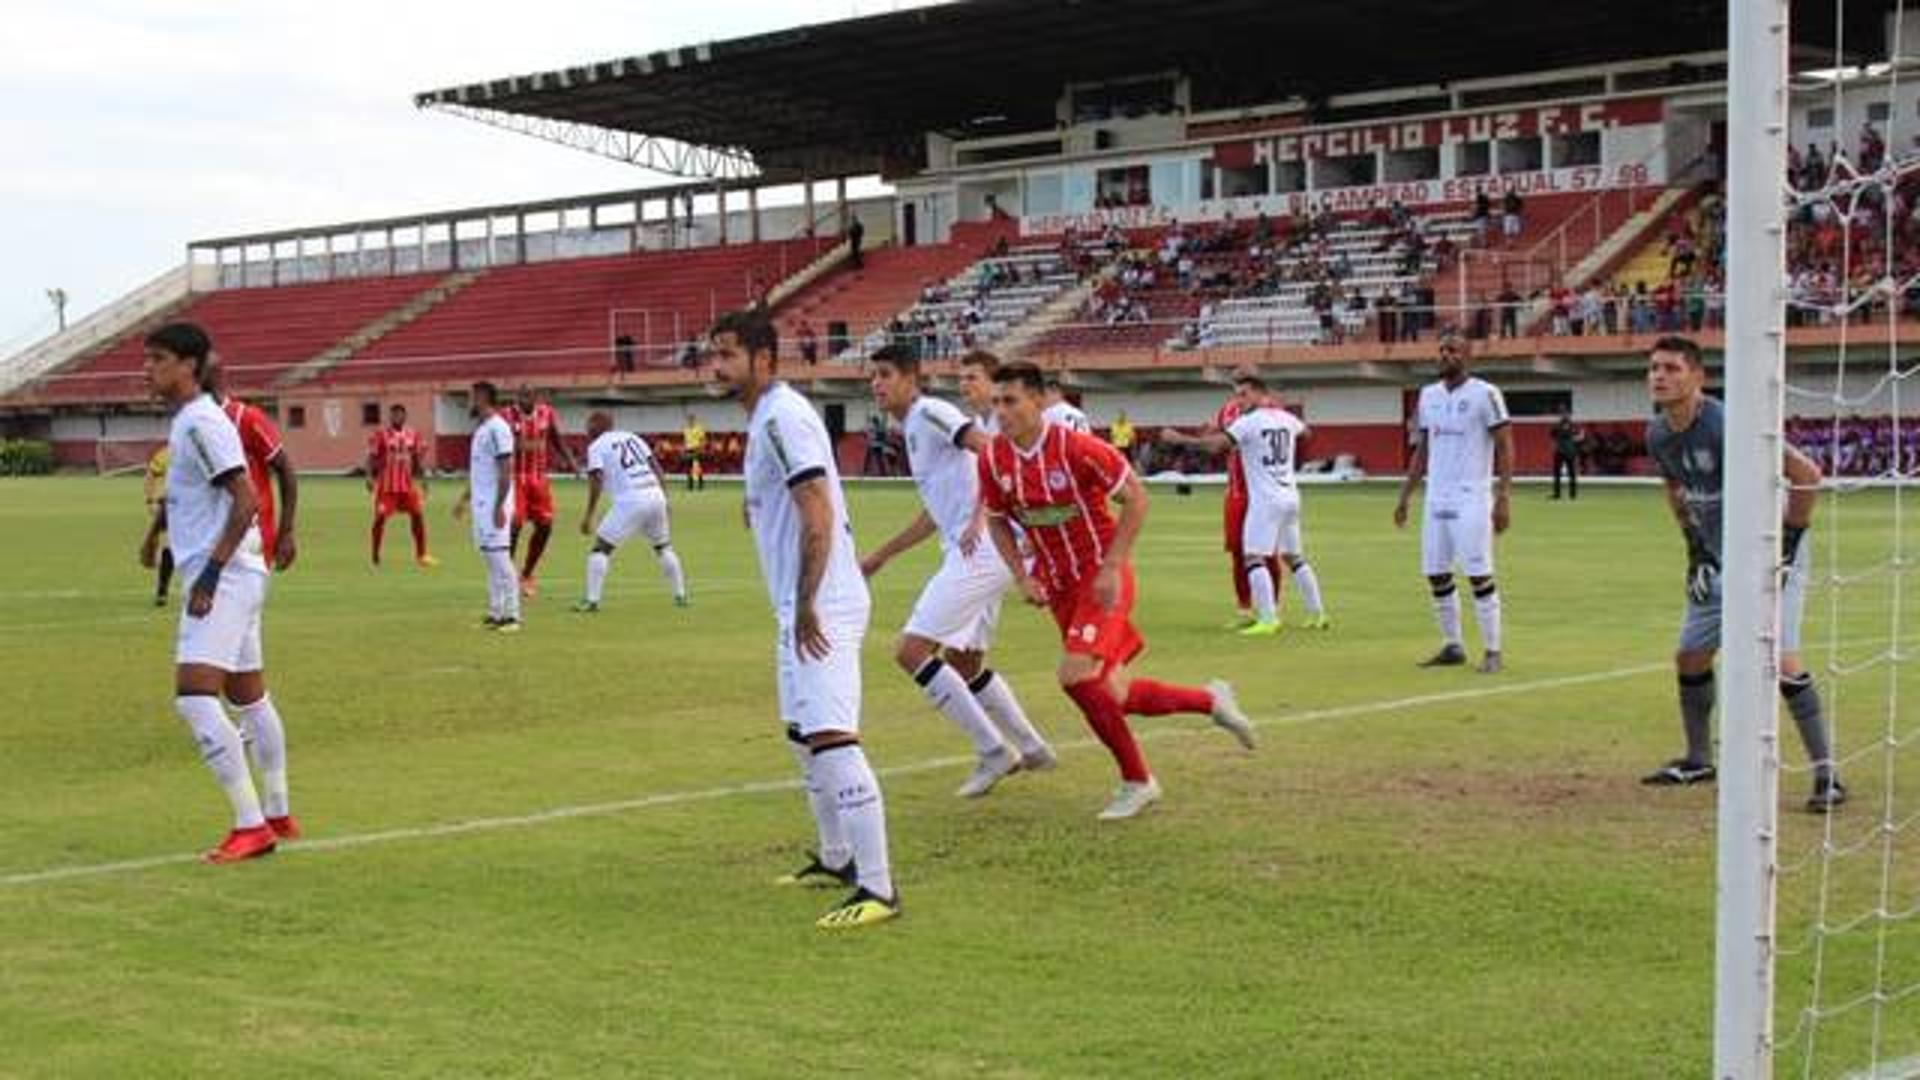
454, 381, 520, 632
1394, 335, 1513, 673
574, 411, 688, 611
957, 350, 1002, 434
1162, 374, 1330, 636
1042, 374, 1091, 433
140, 322, 297, 864
860, 346, 1056, 798
706, 307, 899, 930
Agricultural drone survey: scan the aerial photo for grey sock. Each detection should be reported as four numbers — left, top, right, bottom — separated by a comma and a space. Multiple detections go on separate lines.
1679, 672, 1715, 765
1782, 674, 1835, 782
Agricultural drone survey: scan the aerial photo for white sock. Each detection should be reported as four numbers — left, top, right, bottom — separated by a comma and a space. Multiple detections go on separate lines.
1290, 560, 1325, 616
175, 695, 265, 829
813, 743, 893, 899
1432, 584, 1463, 646
487, 549, 520, 620
585, 551, 611, 604
1246, 563, 1277, 623
789, 730, 850, 869
1472, 580, 1503, 653
656, 545, 686, 601
969, 670, 1048, 756
483, 549, 504, 618
913, 658, 1006, 757
234, 694, 289, 819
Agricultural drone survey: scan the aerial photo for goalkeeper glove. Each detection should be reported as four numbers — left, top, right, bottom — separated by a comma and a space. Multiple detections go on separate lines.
1684, 525, 1719, 605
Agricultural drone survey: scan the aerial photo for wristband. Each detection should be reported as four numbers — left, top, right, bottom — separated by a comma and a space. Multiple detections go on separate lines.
194, 559, 225, 596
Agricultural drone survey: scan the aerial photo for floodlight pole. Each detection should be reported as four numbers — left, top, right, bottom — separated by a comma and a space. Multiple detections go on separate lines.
1715, 0, 1789, 1077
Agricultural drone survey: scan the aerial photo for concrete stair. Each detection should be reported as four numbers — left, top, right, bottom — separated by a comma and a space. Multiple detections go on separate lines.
277, 269, 485, 387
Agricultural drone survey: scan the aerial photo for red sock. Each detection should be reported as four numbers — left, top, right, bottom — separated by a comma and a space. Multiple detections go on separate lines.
1123, 678, 1214, 717
371, 517, 386, 563
409, 513, 428, 558
1064, 679, 1151, 782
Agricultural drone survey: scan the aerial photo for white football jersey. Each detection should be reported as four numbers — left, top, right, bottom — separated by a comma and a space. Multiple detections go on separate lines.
744, 382, 869, 620
903, 395, 982, 549
586, 429, 661, 502
974, 407, 1000, 437
1417, 377, 1509, 505
165, 393, 265, 573
1043, 401, 1091, 434
1227, 405, 1309, 504
469, 413, 516, 506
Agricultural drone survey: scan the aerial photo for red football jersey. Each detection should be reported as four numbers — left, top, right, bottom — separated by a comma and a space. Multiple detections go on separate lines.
978, 423, 1131, 597
221, 396, 282, 552
369, 426, 422, 496
507, 403, 557, 486
1214, 397, 1248, 500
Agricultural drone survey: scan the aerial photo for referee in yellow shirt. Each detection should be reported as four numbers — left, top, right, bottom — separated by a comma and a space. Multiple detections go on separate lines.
1109, 409, 1137, 467
681, 413, 707, 492
142, 445, 175, 606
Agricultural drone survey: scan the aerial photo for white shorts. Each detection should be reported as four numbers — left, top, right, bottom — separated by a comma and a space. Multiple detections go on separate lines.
1422, 499, 1495, 577
176, 562, 268, 672
471, 499, 511, 551
902, 543, 1009, 651
775, 603, 870, 738
595, 491, 670, 550
1241, 490, 1303, 558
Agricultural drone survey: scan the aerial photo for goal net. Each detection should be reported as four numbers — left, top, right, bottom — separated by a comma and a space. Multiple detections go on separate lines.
1725, 1, 1920, 1076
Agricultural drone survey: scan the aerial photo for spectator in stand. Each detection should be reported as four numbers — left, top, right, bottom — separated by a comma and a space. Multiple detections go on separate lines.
798, 319, 819, 365
1469, 294, 1494, 341
1604, 283, 1627, 335
1550, 408, 1585, 500
1863, 122, 1886, 173
1497, 282, 1522, 338
1549, 284, 1573, 336
1576, 284, 1605, 337
1376, 288, 1400, 344
1472, 190, 1493, 246
1501, 189, 1525, 242
847, 215, 866, 269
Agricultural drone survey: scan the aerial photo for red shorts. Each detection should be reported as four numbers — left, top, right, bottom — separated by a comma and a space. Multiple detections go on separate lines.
514, 480, 555, 527
1223, 486, 1249, 551
1049, 564, 1145, 671
375, 489, 424, 518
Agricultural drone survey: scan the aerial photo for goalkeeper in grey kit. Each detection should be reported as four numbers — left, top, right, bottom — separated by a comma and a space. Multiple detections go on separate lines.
1639, 335, 1845, 812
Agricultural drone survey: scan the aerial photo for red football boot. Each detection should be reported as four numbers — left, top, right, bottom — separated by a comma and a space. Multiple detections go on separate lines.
266, 815, 302, 841
203, 824, 277, 864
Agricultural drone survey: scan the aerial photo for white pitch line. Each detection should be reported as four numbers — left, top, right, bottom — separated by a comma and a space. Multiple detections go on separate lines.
0, 661, 1662, 889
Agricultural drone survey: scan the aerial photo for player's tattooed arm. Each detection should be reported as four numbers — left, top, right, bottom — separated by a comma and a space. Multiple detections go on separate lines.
861, 510, 936, 577
1394, 434, 1428, 528
790, 477, 835, 660
1491, 423, 1514, 534
268, 449, 299, 570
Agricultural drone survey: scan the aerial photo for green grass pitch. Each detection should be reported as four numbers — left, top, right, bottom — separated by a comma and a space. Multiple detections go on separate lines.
1, 475, 1915, 1077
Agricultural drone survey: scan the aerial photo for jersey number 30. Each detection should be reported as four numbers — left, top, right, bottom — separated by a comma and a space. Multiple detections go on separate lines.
1259, 429, 1293, 470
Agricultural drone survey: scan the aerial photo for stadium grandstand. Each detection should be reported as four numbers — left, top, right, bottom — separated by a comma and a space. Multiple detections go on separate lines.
1, 0, 1913, 483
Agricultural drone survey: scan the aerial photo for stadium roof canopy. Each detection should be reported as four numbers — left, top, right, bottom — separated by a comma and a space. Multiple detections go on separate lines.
415, 0, 1887, 182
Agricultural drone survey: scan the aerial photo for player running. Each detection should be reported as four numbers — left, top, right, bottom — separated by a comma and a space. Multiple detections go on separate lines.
574, 411, 688, 611
708, 307, 899, 930
1394, 335, 1512, 673
504, 386, 578, 598
203, 360, 299, 572
1041, 374, 1091, 433
1162, 374, 1329, 636
455, 382, 520, 632
366, 403, 437, 568
143, 445, 174, 606
980, 361, 1256, 821
1640, 335, 1845, 812
860, 346, 1055, 798
140, 322, 297, 863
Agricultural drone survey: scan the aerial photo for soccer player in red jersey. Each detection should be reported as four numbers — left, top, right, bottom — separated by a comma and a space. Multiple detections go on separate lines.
504, 386, 578, 597
978, 361, 1256, 821
366, 403, 437, 568
203, 360, 298, 572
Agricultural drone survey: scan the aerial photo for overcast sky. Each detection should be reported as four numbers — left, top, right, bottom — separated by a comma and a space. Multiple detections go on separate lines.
0, 0, 943, 354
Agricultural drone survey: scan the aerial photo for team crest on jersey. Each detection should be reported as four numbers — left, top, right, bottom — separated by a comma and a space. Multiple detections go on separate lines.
1047, 469, 1069, 490
1455, 399, 1470, 414
1078, 624, 1098, 643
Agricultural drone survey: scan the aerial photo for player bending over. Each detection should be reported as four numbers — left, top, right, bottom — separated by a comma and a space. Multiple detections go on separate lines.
1162, 373, 1329, 635
1640, 335, 1845, 812
141, 322, 298, 863
367, 403, 436, 568
861, 346, 1055, 798
1394, 335, 1512, 673
980, 361, 1256, 821
708, 307, 899, 929
574, 411, 688, 612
